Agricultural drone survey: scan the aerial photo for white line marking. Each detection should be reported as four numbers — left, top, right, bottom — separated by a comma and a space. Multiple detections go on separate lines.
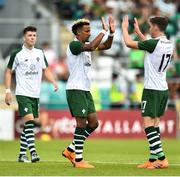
0, 160, 180, 166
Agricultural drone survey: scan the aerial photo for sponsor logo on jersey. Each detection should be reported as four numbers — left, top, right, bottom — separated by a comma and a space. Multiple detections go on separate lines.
25, 71, 38, 76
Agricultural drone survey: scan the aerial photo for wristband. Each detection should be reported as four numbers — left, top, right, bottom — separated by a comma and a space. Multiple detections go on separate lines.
108, 33, 114, 37
100, 29, 107, 35
5, 89, 11, 93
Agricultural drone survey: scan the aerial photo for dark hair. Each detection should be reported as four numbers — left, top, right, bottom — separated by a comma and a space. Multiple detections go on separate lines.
72, 19, 90, 35
23, 26, 37, 35
149, 16, 168, 32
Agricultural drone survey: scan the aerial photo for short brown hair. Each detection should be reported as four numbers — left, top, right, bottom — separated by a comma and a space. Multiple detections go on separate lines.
72, 19, 90, 35
23, 26, 37, 35
149, 16, 168, 32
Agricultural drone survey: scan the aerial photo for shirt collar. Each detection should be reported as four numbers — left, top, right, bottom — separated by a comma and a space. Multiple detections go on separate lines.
155, 35, 167, 40
74, 37, 79, 41
74, 37, 89, 44
22, 44, 34, 51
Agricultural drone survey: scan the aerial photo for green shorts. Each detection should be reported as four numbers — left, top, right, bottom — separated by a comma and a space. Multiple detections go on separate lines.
66, 90, 96, 117
141, 89, 168, 118
16, 95, 39, 118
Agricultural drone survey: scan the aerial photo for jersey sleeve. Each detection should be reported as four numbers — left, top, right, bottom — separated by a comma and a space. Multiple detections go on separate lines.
7, 48, 22, 70
69, 41, 84, 55
42, 52, 48, 69
138, 39, 159, 53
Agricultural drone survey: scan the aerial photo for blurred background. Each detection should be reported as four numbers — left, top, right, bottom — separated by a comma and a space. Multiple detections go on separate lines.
0, 0, 179, 140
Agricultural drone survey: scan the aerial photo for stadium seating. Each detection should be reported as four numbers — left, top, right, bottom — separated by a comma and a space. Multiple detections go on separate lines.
40, 81, 68, 109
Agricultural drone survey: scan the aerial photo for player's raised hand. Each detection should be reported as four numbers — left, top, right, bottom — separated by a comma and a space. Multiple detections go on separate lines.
5, 93, 12, 106
133, 17, 146, 40
134, 17, 141, 34
122, 15, 129, 29
101, 16, 108, 31
109, 15, 115, 33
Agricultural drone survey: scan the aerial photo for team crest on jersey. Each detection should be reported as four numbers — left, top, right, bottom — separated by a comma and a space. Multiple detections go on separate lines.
24, 59, 28, 62
24, 107, 28, 112
30, 64, 36, 71
82, 109, 86, 114
36, 57, 40, 62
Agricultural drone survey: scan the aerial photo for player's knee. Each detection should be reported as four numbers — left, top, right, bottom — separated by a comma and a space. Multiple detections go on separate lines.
92, 121, 99, 129
76, 119, 87, 128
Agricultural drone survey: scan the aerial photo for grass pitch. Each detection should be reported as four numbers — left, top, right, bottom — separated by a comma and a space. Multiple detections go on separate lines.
0, 139, 180, 176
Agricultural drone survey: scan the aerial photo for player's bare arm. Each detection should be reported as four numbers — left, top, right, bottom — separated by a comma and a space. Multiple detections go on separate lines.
43, 67, 58, 92
4, 68, 13, 105
122, 15, 138, 49
83, 17, 108, 51
134, 18, 146, 41
98, 15, 116, 50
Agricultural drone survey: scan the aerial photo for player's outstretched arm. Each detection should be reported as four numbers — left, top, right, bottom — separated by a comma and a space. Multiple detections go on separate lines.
134, 18, 146, 41
83, 17, 108, 51
122, 15, 138, 49
43, 68, 58, 92
4, 68, 13, 105
98, 15, 116, 50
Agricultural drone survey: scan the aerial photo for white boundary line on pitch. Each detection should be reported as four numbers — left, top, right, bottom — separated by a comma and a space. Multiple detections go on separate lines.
93, 161, 180, 166
0, 160, 180, 166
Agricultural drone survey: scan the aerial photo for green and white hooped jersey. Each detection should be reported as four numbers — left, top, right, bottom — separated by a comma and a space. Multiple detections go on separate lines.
66, 39, 92, 91
138, 36, 173, 90
7, 45, 48, 98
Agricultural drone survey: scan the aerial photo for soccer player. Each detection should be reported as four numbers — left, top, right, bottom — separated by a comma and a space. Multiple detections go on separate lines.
4, 26, 58, 163
62, 16, 115, 168
122, 15, 174, 169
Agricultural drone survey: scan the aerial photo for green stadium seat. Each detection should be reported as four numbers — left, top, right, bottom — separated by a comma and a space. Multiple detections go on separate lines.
40, 81, 68, 109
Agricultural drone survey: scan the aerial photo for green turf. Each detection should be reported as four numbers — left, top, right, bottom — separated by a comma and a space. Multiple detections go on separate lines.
0, 139, 180, 176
